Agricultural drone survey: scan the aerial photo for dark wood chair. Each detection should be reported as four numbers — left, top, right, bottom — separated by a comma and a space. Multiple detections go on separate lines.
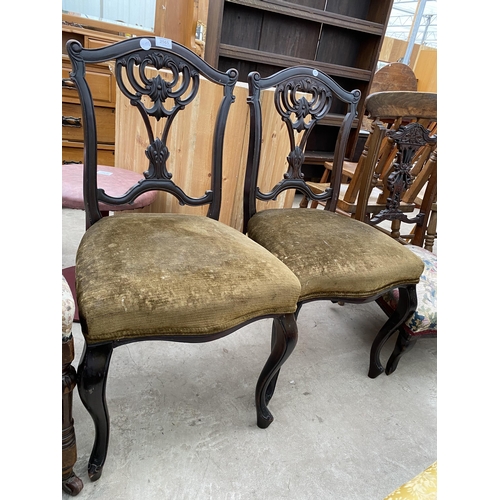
243, 68, 425, 380
62, 275, 83, 496
67, 37, 301, 482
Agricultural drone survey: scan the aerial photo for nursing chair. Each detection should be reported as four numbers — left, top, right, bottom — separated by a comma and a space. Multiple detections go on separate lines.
67, 37, 301, 481
243, 68, 425, 380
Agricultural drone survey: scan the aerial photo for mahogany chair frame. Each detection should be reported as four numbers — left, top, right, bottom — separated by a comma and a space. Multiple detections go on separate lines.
243, 70, 424, 379
67, 37, 300, 481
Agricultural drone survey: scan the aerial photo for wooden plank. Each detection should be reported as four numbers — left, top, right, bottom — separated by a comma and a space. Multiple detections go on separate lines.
219, 44, 372, 81
316, 25, 375, 70
414, 48, 437, 93
221, 2, 263, 49
259, 11, 320, 60
204, 0, 225, 66
62, 13, 152, 37
226, 0, 386, 34
325, 0, 370, 21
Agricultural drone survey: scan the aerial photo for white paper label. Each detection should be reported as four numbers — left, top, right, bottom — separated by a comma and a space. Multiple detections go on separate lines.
155, 37, 172, 49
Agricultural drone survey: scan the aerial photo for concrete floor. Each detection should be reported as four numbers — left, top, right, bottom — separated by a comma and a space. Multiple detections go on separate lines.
62, 208, 437, 500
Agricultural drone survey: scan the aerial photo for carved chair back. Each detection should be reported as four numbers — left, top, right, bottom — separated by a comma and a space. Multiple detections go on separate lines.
338, 92, 436, 217
67, 37, 238, 228
359, 92, 437, 244
243, 67, 360, 231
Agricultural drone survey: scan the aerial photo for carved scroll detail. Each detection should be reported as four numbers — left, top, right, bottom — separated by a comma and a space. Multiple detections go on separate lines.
115, 51, 200, 181
275, 77, 332, 181
371, 122, 437, 226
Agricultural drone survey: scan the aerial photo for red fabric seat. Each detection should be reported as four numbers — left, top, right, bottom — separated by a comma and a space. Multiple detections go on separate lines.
62, 164, 157, 211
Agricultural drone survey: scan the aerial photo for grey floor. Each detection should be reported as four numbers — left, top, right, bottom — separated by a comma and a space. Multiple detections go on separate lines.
62, 207, 437, 500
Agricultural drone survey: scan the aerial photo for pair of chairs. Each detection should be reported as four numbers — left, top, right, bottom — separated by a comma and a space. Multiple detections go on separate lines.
66, 37, 426, 482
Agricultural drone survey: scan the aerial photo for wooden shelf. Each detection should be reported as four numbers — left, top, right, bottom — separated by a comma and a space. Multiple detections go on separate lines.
226, 0, 387, 35
206, 0, 394, 162
219, 44, 372, 82
304, 151, 334, 164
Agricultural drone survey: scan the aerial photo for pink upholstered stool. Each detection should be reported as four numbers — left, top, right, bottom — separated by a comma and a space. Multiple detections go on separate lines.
62, 164, 157, 213
62, 164, 158, 320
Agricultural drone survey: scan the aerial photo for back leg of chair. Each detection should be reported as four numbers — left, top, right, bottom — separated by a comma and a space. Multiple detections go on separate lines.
424, 204, 437, 253
385, 328, 417, 375
77, 342, 113, 482
255, 313, 298, 429
368, 284, 417, 378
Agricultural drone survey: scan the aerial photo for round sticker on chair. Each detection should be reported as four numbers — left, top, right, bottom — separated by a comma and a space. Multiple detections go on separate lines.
140, 38, 151, 50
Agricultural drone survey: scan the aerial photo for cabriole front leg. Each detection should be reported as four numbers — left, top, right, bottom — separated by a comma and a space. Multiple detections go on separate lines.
262, 303, 303, 406
255, 313, 298, 429
368, 285, 417, 378
77, 342, 113, 481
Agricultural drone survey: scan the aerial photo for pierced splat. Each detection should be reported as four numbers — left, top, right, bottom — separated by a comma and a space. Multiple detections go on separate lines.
243, 68, 359, 225
275, 77, 332, 181
115, 51, 200, 181
370, 122, 437, 226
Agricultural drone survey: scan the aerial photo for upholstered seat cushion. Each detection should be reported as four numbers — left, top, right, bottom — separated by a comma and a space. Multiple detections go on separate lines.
76, 213, 301, 343
62, 275, 75, 341
62, 164, 157, 211
379, 245, 437, 336
247, 209, 424, 302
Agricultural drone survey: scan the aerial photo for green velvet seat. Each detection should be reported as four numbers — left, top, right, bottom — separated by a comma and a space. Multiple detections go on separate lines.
68, 37, 301, 483
247, 209, 423, 303
77, 213, 300, 342
243, 67, 424, 380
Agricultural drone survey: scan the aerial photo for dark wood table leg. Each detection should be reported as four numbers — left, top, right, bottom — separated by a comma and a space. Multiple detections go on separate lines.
63, 336, 84, 496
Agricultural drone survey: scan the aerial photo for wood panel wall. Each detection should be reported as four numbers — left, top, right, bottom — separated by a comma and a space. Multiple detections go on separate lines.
413, 47, 437, 92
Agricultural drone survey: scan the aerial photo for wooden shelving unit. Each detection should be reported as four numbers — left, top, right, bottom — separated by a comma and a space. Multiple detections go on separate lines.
205, 0, 394, 174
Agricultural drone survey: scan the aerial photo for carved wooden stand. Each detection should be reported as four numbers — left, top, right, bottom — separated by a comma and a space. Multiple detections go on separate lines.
63, 336, 83, 496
